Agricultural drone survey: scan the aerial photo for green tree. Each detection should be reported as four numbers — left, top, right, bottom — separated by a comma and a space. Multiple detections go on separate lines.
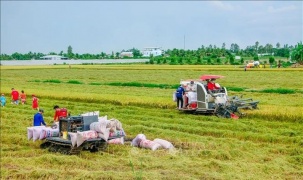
131, 48, 142, 58
269, 56, 275, 65
291, 42, 303, 64
254, 56, 259, 61
67, 45, 73, 59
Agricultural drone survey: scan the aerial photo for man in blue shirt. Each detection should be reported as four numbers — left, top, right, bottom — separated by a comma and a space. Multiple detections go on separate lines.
33, 109, 46, 126
176, 84, 185, 109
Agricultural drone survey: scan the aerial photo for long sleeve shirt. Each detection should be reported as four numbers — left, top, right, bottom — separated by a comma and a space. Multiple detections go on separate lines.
33, 112, 46, 126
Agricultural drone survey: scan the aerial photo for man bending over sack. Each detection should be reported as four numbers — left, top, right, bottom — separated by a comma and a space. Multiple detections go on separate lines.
33, 109, 46, 126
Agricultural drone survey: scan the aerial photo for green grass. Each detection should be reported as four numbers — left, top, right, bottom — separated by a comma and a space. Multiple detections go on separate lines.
1, 64, 303, 179
67, 80, 83, 84
261, 88, 296, 94
42, 79, 61, 83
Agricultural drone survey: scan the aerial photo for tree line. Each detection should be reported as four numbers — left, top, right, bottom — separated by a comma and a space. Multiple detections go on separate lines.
1, 42, 302, 65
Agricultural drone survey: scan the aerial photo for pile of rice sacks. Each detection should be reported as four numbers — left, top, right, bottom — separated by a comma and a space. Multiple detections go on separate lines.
27, 122, 59, 142
131, 134, 174, 151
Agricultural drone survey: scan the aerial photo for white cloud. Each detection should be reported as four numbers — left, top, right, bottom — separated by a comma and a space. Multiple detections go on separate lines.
267, 5, 297, 13
208, 1, 234, 11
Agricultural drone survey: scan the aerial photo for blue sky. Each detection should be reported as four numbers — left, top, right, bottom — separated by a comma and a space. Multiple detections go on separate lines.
1, 1, 302, 54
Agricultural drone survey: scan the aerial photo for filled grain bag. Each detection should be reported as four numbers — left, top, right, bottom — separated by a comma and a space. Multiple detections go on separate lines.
27, 126, 45, 140
68, 132, 77, 147
76, 130, 98, 147
108, 137, 124, 145
109, 129, 126, 138
153, 138, 174, 149
32, 126, 46, 141
173, 92, 177, 102
139, 139, 162, 151
106, 118, 123, 132
98, 115, 107, 122
27, 127, 34, 140
81, 111, 99, 117
131, 134, 146, 147
39, 128, 59, 140
90, 121, 106, 133
51, 122, 59, 129
97, 128, 110, 141
187, 91, 197, 104
39, 127, 52, 140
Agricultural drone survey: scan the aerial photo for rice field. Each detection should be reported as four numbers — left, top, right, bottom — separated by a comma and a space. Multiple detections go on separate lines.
1, 64, 303, 179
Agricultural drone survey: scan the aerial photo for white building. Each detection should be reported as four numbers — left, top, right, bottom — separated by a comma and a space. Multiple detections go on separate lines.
120, 52, 133, 58
40, 55, 68, 60
141, 47, 163, 57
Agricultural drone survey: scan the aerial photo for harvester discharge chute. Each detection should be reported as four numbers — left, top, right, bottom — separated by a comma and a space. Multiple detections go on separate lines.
173, 75, 259, 119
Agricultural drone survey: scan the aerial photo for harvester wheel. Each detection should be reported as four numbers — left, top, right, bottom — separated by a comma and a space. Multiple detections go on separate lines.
40, 141, 51, 149
58, 147, 70, 155
48, 145, 59, 153
98, 142, 108, 151
90, 146, 99, 153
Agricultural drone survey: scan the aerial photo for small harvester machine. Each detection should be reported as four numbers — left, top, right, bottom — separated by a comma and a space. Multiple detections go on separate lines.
40, 115, 118, 155
174, 75, 259, 119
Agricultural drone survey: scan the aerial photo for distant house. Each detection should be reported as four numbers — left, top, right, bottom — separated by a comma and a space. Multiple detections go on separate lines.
40, 55, 68, 60
120, 52, 133, 58
235, 56, 241, 60
141, 47, 163, 57
257, 53, 274, 57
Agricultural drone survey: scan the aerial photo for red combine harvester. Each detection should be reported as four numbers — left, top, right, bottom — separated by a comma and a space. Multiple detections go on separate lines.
173, 75, 259, 119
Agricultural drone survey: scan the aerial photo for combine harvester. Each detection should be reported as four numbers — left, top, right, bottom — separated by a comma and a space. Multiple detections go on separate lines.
174, 75, 259, 119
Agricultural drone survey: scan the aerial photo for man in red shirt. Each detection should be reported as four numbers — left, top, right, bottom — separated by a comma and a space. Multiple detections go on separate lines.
207, 79, 220, 92
11, 88, 19, 105
53, 105, 68, 122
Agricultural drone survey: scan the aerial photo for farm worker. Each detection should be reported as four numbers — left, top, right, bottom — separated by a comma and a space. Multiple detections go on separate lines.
32, 94, 39, 110
175, 84, 185, 109
11, 88, 19, 105
1, 94, 7, 107
53, 105, 68, 122
207, 79, 221, 93
20, 90, 26, 105
186, 81, 196, 92
33, 109, 46, 126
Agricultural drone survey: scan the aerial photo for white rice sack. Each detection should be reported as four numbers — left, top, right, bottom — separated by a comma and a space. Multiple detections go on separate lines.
108, 137, 124, 145
76, 130, 98, 147
106, 120, 117, 132
68, 132, 77, 147
139, 139, 162, 151
109, 129, 126, 138
106, 118, 123, 131
187, 92, 197, 104
153, 138, 174, 149
90, 121, 106, 133
39, 127, 53, 140
173, 92, 177, 102
98, 115, 107, 122
114, 119, 123, 130
27, 126, 44, 140
27, 127, 34, 140
131, 134, 146, 147
44, 128, 59, 138
97, 128, 110, 141
51, 122, 59, 129
32, 126, 46, 141
81, 111, 99, 117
